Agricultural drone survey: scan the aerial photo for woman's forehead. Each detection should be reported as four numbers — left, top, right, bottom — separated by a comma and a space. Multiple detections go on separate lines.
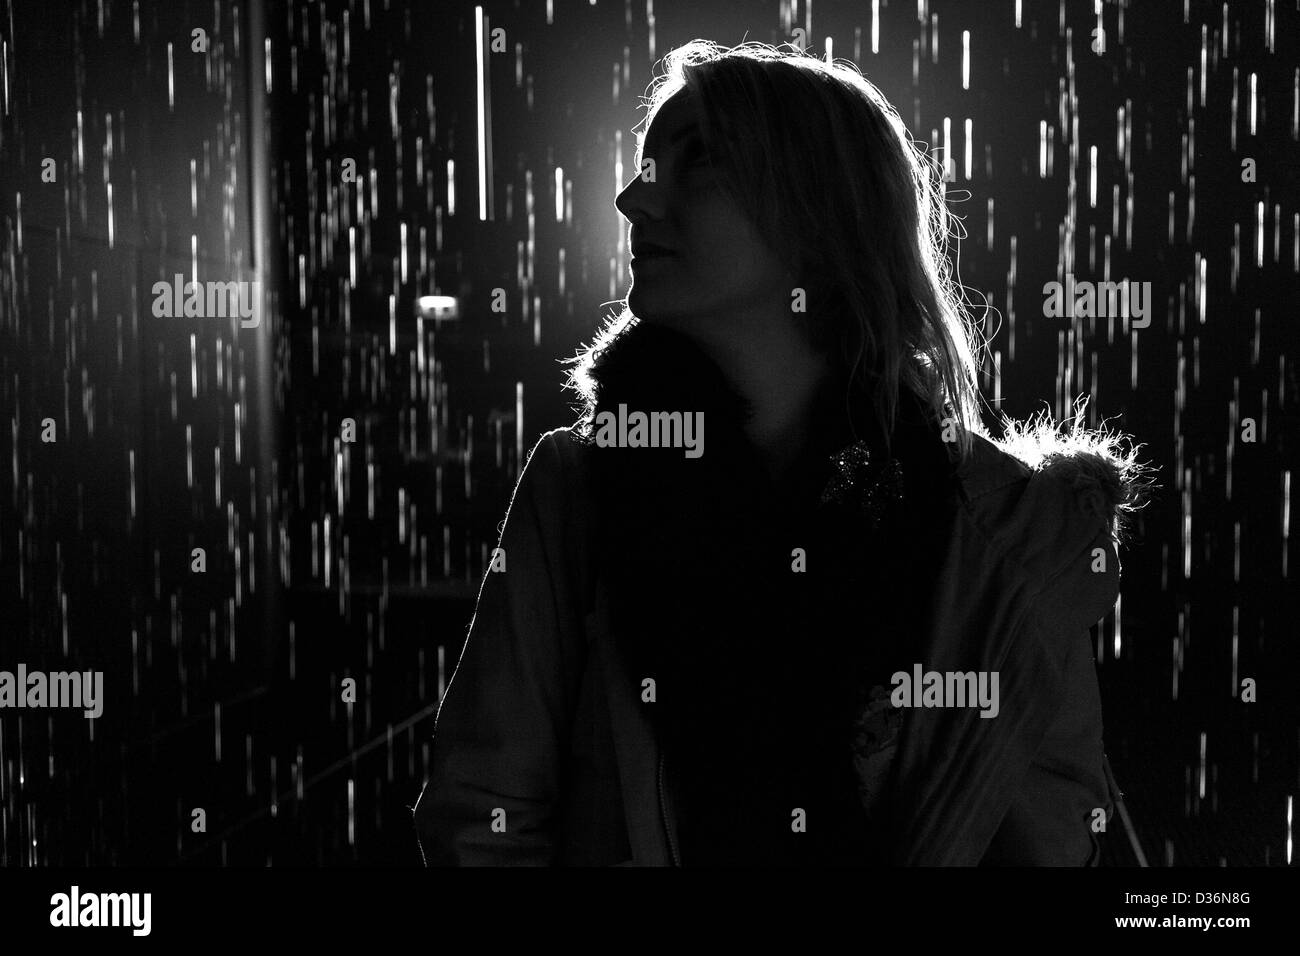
643, 92, 698, 149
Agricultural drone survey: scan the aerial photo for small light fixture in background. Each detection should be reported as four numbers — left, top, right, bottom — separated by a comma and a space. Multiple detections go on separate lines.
416, 295, 460, 321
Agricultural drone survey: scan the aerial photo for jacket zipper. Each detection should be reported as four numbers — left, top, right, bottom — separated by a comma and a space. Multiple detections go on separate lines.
657, 749, 680, 866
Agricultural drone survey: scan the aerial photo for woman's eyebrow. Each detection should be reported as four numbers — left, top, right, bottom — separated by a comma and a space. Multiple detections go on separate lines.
668, 122, 701, 146
644, 121, 700, 155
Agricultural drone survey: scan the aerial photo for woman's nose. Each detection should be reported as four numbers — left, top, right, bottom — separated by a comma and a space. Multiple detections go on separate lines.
615, 169, 664, 223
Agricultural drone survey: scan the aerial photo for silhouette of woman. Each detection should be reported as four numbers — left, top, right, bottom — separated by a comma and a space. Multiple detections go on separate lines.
413, 40, 1147, 866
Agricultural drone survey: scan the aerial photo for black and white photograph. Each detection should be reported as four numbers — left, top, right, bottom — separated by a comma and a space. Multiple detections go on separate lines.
0, 0, 1297, 938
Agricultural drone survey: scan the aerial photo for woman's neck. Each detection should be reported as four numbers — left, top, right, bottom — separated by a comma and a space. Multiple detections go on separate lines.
695, 323, 835, 486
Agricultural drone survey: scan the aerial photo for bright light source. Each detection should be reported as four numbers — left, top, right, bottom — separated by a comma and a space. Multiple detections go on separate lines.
417, 295, 460, 320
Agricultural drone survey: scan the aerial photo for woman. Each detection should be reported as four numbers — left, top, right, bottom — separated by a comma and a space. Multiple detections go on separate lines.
413, 40, 1148, 866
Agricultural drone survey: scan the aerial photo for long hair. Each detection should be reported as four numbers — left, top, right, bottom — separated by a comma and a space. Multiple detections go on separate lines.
565, 39, 986, 461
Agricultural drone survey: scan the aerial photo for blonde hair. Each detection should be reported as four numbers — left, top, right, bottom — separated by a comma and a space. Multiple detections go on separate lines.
569, 39, 987, 460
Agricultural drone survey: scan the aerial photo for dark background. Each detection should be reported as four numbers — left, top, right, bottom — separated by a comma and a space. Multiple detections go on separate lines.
0, 0, 1297, 866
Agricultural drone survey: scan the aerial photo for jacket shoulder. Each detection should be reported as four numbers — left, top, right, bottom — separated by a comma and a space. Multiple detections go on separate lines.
535, 425, 587, 468
518, 426, 590, 495
519, 427, 597, 605
955, 432, 1120, 634
523, 426, 597, 515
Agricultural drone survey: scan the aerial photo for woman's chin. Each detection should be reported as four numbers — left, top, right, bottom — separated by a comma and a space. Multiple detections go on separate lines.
633, 309, 687, 331
627, 291, 657, 321
629, 293, 684, 326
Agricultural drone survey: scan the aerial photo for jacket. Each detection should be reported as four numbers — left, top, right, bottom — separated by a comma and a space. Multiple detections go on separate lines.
411, 413, 1144, 866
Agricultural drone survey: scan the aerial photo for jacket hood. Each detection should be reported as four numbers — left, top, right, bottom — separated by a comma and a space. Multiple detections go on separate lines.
980, 406, 1155, 552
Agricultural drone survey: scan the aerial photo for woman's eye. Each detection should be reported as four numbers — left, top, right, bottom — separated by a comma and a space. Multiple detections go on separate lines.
680, 154, 711, 177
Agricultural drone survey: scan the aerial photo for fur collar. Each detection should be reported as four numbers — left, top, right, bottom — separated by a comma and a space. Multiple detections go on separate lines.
574, 316, 1154, 548
987, 406, 1155, 549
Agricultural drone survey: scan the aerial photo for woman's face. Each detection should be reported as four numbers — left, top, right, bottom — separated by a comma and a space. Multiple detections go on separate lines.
614, 91, 795, 337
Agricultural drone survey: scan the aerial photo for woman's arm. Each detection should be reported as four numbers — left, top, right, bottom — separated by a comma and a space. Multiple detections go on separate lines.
980, 624, 1114, 866
412, 432, 587, 865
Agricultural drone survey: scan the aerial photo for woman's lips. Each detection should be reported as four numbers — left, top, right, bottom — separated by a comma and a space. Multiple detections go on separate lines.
631, 249, 676, 263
